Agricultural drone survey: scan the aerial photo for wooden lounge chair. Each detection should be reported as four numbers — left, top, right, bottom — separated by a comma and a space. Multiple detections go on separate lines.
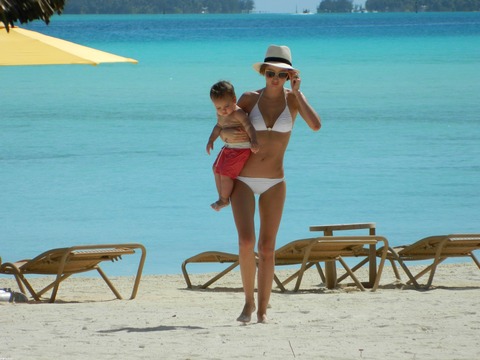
0, 243, 147, 302
182, 251, 241, 289
377, 234, 480, 289
273, 235, 389, 292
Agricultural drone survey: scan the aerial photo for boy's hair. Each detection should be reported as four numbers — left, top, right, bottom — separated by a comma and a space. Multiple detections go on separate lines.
210, 80, 236, 100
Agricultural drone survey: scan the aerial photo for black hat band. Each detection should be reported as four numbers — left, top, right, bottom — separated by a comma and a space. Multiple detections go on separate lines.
264, 56, 292, 66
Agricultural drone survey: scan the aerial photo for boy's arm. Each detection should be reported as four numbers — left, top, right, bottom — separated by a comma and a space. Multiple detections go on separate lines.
206, 124, 222, 155
235, 110, 259, 153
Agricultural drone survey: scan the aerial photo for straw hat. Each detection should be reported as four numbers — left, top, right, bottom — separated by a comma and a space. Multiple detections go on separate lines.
253, 45, 298, 73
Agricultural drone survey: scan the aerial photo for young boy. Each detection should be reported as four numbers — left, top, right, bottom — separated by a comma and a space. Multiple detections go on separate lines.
206, 80, 259, 211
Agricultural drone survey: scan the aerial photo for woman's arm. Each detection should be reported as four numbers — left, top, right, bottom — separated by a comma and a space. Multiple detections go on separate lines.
234, 109, 259, 153
289, 72, 321, 131
237, 90, 259, 114
218, 126, 249, 144
293, 91, 321, 131
219, 91, 259, 143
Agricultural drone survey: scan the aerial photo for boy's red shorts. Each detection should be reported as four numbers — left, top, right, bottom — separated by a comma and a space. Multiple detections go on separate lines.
213, 147, 251, 179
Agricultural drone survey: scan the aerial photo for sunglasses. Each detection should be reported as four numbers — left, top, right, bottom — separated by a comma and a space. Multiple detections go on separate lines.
265, 70, 289, 79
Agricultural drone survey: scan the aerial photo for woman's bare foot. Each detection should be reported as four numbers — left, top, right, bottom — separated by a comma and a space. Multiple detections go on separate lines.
236, 303, 256, 323
257, 313, 269, 324
211, 198, 230, 211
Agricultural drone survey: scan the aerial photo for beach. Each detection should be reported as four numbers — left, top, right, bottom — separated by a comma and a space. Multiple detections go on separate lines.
1, 263, 479, 359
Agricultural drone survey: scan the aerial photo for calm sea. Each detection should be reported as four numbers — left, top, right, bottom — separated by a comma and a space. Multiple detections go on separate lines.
1, 13, 479, 276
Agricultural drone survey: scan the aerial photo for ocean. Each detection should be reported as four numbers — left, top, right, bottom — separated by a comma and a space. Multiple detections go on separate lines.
1, 12, 479, 276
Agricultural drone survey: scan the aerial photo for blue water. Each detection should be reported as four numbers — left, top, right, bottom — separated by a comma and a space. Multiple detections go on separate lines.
1, 13, 480, 276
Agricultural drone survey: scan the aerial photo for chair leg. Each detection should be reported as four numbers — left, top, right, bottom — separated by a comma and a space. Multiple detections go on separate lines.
181, 261, 240, 289
389, 249, 421, 289
278, 262, 316, 288
1, 263, 40, 301
35, 273, 73, 302
18, 276, 40, 301
293, 247, 314, 292
315, 262, 326, 283
338, 257, 365, 291
372, 239, 389, 291
413, 258, 446, 289
200, 262, 239, 289
12, 273, 27, 295
96, 267, 123, 300
273, 273, 286, 292
389, 259, 402, 281
129, 244, 146, 299
422, 241, 449, 289
337, 257, 369, 284
181, 261, 194, 288
471, 253, 480, 269
293, 268, 306, 292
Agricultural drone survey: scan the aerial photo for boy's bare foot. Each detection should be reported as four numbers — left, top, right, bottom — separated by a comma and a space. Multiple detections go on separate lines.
211, 199, 230, 211
236, 303, 256, 323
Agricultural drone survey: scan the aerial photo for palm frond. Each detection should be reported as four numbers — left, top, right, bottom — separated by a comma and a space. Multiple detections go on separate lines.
1, 0, 66, 31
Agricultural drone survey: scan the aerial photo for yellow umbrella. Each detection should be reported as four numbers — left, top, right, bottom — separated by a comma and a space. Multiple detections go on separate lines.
0, 25, 138, 66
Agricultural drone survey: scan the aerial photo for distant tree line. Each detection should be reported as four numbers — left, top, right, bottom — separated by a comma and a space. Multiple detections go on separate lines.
317, 0, 353, 12
317, 0, 480, 12
317, 0, 353, 13
365, 0, 480, 12
63, 0, 254, 14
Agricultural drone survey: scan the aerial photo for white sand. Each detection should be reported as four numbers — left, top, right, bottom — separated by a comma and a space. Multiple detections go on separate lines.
1, 263, 479, 360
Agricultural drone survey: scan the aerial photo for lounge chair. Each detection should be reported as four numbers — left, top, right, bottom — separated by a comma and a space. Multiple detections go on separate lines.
182, 251, 241, 289
377, 234, 480, 289
273, 235, 389, 292
0, 243, 147, 302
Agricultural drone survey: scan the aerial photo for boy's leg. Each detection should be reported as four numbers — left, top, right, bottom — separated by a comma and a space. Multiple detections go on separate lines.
213, 168, 222, 198
219, 175, 234, 202
211, 175, 233, 211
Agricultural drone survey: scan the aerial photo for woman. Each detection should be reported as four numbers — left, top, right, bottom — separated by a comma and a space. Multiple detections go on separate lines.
222, 45, 321, 323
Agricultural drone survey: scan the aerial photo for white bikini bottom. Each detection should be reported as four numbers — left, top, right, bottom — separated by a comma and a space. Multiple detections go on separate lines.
236, 176, 285, 195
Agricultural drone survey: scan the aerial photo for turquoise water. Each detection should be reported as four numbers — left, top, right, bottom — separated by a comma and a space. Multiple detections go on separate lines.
1, 13, 479, 276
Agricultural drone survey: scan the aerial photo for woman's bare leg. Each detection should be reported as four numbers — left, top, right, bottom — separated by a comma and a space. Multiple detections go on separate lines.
256, 181, 286, 323
230, 180, 257, 322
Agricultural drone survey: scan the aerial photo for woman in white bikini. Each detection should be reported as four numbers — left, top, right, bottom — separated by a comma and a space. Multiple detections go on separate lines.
221, 45, 321, 323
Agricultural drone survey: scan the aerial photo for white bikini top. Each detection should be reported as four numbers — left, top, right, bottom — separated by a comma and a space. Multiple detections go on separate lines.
249, 90, 293, 133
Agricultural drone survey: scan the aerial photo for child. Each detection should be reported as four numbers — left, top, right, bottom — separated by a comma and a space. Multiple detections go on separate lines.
206, 80, 259, 211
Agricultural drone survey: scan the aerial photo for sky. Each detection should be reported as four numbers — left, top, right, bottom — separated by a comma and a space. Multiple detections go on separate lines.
253, 0, 366, 13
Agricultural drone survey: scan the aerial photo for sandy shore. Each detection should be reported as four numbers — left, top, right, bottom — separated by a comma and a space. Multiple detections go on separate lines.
1, 262, 479, 360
